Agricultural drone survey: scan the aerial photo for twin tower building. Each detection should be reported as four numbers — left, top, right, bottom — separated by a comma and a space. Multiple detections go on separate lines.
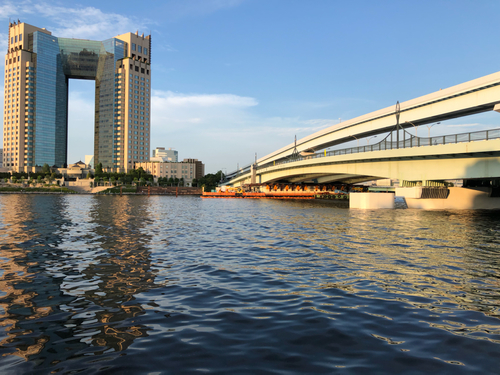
3, 21, 152, 172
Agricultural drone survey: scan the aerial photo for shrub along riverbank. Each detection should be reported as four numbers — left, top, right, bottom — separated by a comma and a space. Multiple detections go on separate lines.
0, 186, 76, 193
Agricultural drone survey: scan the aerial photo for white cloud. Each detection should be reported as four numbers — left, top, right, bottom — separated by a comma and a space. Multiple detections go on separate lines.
65, 89, 327, 172
152, 90, 257, 108
150, 90, 330, 172
0, 2, 25, 51
33, 4, 149, 40
0, 1, 151, 41
0, 3, 22, 19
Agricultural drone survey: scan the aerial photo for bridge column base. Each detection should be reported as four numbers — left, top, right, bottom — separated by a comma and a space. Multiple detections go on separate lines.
350, 192, 395, 209
400, 187, 500, 209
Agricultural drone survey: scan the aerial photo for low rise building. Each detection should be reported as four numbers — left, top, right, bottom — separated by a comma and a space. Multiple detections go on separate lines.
135, 158, 204, 186
183, 158, 205, 180
151, 147, 178, 162
56, 161, 92, 179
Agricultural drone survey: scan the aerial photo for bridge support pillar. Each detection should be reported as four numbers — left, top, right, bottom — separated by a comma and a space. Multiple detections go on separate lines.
350, 192, 395, 209
250, 164, 256, 184
399, 187, 500, 209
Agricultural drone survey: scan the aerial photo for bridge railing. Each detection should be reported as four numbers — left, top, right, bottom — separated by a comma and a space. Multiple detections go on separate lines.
225, 163, 252, 181
227, 127, 500, 178
275, 127, 500, 165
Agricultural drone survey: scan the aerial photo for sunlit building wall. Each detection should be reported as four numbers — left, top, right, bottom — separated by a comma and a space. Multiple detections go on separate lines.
135, 159, 205, 186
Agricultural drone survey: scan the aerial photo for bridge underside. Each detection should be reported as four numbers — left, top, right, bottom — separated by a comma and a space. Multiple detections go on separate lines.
270, 173, 379, 185
230, 140, 500, 187
258, 155, 500, 185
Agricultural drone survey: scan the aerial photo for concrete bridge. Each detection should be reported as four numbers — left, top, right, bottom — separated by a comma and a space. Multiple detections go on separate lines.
226, 70, 500, 209
229, 128, 500, 186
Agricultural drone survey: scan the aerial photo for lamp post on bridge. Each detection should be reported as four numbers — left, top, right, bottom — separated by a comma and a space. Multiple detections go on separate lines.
367, 136, 377, 144
349, 135, 359, 147
395, 101, 401, 149
406, 121, 418, 137
427, 122, 441, 138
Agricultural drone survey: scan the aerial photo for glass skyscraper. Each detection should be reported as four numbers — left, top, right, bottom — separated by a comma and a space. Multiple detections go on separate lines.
3, 21, 152, 172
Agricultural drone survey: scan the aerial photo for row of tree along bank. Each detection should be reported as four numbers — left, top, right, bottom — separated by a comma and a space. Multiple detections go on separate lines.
1, 163, 226, 192
94, 164, 225, 191
0, 163, 63, 182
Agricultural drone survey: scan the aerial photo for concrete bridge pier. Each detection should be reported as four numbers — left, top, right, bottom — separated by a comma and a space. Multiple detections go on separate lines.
350, 192, 395, 209
396, 186, 500, 209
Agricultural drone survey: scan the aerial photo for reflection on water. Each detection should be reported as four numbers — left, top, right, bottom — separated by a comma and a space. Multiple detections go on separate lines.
0, 196, 161, 370
0, 195, 499, 373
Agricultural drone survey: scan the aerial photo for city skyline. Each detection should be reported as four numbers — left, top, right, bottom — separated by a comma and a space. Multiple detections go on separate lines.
1, 1, 500, 173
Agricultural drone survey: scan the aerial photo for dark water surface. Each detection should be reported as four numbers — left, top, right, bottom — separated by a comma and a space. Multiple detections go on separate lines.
0, 195, 499, 374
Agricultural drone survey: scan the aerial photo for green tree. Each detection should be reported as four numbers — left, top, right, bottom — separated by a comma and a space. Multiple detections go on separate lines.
196, 171, 224, 191
95, 163, 103, 175
42, 163, 51, 174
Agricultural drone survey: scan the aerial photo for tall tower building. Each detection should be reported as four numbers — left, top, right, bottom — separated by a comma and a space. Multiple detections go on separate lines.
3, 21, 151, 172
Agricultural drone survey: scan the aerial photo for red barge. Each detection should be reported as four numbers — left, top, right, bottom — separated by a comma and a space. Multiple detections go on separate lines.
201, 183, 362, 200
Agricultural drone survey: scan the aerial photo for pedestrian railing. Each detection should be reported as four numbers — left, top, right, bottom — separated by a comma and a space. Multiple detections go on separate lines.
226, 127, 500, 180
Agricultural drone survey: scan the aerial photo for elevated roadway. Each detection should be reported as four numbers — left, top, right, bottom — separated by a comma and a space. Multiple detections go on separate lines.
228, 129, 500, 186
227, 70, 500, 187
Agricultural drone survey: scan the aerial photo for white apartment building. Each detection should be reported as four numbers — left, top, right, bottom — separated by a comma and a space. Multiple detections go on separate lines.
135, 158, 204, 186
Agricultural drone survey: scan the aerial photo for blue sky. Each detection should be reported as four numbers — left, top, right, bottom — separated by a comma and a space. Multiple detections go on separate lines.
2, 0, 500, 173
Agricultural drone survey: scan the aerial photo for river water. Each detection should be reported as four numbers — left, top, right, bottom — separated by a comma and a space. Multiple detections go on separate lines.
0, 195, 499, 374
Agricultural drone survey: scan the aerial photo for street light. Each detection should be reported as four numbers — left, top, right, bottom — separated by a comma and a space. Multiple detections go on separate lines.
349, 135, 359, 147
426, 122, 441, 138
406, 121, 418, 137
367, 136, 377, 144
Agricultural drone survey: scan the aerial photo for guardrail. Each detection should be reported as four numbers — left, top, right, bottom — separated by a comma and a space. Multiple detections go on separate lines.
226, 127, 500, 181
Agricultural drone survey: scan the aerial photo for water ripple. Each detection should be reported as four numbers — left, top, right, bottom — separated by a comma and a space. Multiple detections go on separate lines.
0, 195, 499, 373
